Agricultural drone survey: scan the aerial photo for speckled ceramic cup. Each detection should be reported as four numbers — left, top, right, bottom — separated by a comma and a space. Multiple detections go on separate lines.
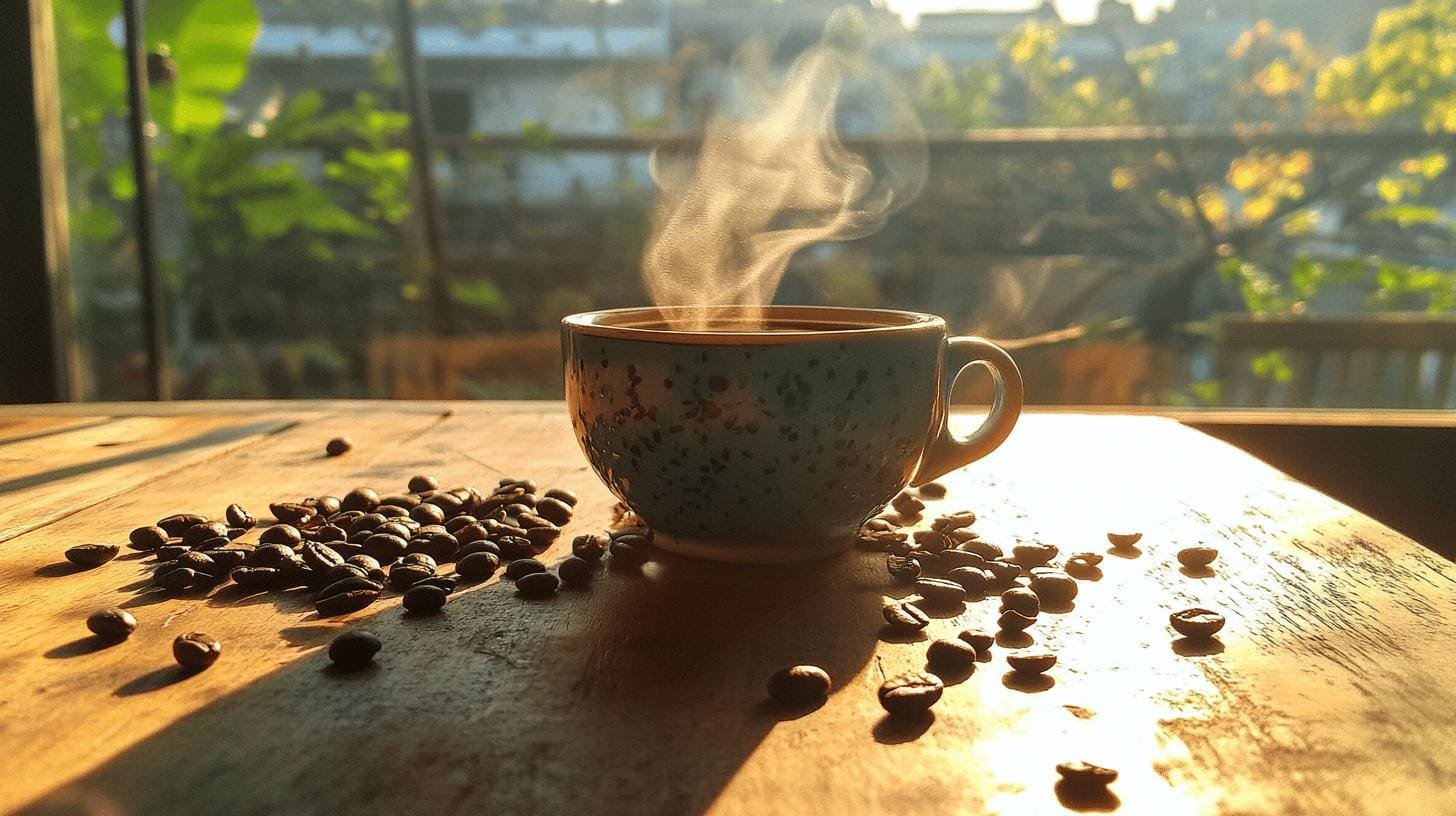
562, 306, 1023, 562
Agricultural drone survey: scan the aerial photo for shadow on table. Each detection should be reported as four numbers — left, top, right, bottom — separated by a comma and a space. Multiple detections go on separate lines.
19, 549, 882, 816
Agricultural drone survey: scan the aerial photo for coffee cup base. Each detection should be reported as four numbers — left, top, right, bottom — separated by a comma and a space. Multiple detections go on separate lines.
653, 532, 853, 564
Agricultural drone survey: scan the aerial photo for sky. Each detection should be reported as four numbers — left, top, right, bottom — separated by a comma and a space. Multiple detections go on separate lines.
881, 0, 1176, 26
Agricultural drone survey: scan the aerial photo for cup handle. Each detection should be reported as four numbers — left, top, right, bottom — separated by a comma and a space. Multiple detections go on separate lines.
911, 336, 1024, 486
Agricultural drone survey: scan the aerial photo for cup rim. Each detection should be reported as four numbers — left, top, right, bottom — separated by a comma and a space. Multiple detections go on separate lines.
562, 306, 944, 345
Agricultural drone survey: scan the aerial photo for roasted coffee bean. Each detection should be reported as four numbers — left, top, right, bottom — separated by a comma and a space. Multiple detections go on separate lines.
514, 512, 553, 531
408, 474, 439, 494
891, 492, 925, 516
410, 503, 447, 526
958, 629, 995, 654
926, 638, 979, 673
350, 513, 387, 534
325, 437, 353, 457
259, 525, 303, 548
1169, 607, 1225, 639
403, 583, 448, 614
157, 513, 208, 537
424, 492, 465, 515
230, 566, 279, 590
1011, 543, 1058, 568
371, 520, 410, 540
309, 496, 343, 516
155, 566, 199, 591
246, 543, 294, 568
946, 566, 989, 595
341, 487, 381, 514
1030, 572, 1078, 605
856, 528, 907, 552
314, 588, 379, 617
407, 531, 459, 562
534, 497, 574, 527
569, 533, 607, 562
882, 600, 930, 630
878, 672, 943, 716
323, 563, 369, 586
525, 526, 561, 551
154, 544, 190, 562
174, 550, 217, 575
443, 515, 478, 534
887, 554, 922, 584
909, 551, 941, 576
997, 609, 1037, 633
863, 518, 900, 533
917, 481, 948, 498
202, 549, 248, 573
329, 630, 380, 671
1177, 546, 1218, 569
329, 509, 364, 526
543, 487, 578, 507
345, 554, 382, 573
388, 564, 434, 591
270, 502, 316, 526
375, 505, 408, 520
504, 558, 546, 580
492, 535, 532, 561
1056, 761, 1119, 790
548, 556, 588, 587
515, 570, 560, 597
931, 510, 977, 531
413, 575, 457, 594
173, 632, 221, 671
182, 522, 230, 548
937, 549, 984, 570
914, 577, 967, 608
498, 477, 538, 492
961, 539, 1004, 560
456, 551, 501, 581
275, 556, 311, 588
767, 665, 831, 702
190, 535, 231, 551
401, 552, 437, 569
609, 537, 651, 567
1007, 651, 1057, 675
363, 533, 408, 562
912, 529, 950, 554
300, 542, 345, 573
315, 575, 383, 602
378, 496, 421, 514
1000, 587, 1041, 617
87, 608, 137, 640
129, 525, 169, 551
458, 539, 501, 560
330, 542, 365, 559
314, 524, 348, 543
607, 526, 654, 542
65, 543, 119, 568
983, 559, 1021, 590
1107, 531, 1143, 548
1068, 551, 1104, 566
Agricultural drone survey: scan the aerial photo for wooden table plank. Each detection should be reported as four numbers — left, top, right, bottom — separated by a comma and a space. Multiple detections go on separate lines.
1, 407, 1452, 816
0, 415, 112, 446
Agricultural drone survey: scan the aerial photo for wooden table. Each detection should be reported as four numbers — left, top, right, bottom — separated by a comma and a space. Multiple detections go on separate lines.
1, 402, 1452, 816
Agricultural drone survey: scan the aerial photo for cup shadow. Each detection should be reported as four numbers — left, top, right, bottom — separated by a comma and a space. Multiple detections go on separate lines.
20, 549, 883, 815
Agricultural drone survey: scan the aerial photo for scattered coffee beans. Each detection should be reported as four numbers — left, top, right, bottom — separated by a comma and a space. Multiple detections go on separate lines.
325, 437, 353, 457
571, 533, 609, 561
1177, 546, 1218, 569
914, 577, 967, 608
65, 543, 119, 568
931, 510, 976, 531
231, 566, 279, 590
609, 536, 651, 566
945, 566, 989, 595
891, 492, 925, 516
456, 551, 501, 581
916, 481, 947, 498
1007, 650, 1057, 675
1107, 531, 1143, 548
882, 600, 931, 630
887, 554, 922, 583
340, 487, 381, 513
259, 525, 303, 548
314, 588, 379, 617
157, 513, 207, 537
557, 556, 593, 587
328, 630, 380, 671
958, 629, 995, 655
767, 665, 832, 702
997, 609, 1037, 632
926, 638, 978, 673
224, 504, 255, 529
128, 525, 169, 551
403, 583, 448, 614
269, 502, 316, 526
407, 474, 439, 493
543, 487, 578, 507
86, 608, 137, 640
504, 558, 547, 580
878, 672, 944, 716
173, 632, 221, 671
1056, 761, 1118, 791
516, 570, 560, 598
1169, 607, 1225, 639
1000, 587, 1041, 617
1029, 572, 1078, 606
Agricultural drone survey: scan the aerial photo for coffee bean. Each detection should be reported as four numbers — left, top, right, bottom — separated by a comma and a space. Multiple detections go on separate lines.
1007, 651, 1056, 675
571, 533, 609, 561
856, 527, 907, 551
325, 437, 352, 457
1107, 531, 1142, 548
259, 525, 303, 548
607, 526, 653, 542
886, 554, 922, 583
1011, 543, 1058, 568
456, 551, 501, 581
557, 556, 594, 587
65, 543, 119, 568
983, 559, 1021, 590
766, 665, 831, 702
275, 555, 311, 588
997, 609, 1037, 632
316, 574, 385, 601
230, 566, 279, 590
173, 549, 217, 575
363, 533, 408, 562
388, 563, 434, 591
129, 525, 169, 551
173, 632, 221, 671
878, 672, 943, 716
328, 630, 380, 671
531, 498, 572, 527
917, 481, 948, 498
931, 510, 977, 531
403, 583, 448, 614
912, 530, 950, 553
504, 558, 546, 580
190, 535, 231, 551
376, 506, 409, 521
441, 515, 477, 534
1068, 551, 1104, 566
543, 487, 578, 507
914, 577, 967, 608
87, 608, 137, 640
322, 563, 369, 586
301, 542, 345, 573
310, 496, 343, 516
413, 575, 457, 594
516, 570, 560, 598
350, 513, 387, 534
910, 551, 942, 576
245, 543, 293, 568
882, 601, 930, 630
957, 629, 995, 654
609, 537, 650, 566
891, 492, 925, 516
341, 487, 381, 514
946, 527, 979, 544
269, 502, 316, 526
402, 552, 436, 570
154, 566, 198, 591
154, 544, 189, 562
1000, 587, 1041, 617
424, 492, 465, 515
937, 550, 984, 570
498, 477, 538, 492
1056, 761, 1119, 790
202, 549, 247, 574
406, 531, 458, 562
408, 474, 439, 493
497, 535, 536, 561
926, 638, 978, 673
410, 503, 446, 526
1177, 546, 1218, 569
182, 522, 230, 548
157, 513, 208, 537
946, 566, 989, 595
458, 539, 501, 559
1169, 607, 1225, 639
1029, 572, 1078, 605
314, 588, 379, 617
961, 539, 1004, 560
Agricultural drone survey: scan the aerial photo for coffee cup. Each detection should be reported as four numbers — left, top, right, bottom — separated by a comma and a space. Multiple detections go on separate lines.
562, 306, 1022, 562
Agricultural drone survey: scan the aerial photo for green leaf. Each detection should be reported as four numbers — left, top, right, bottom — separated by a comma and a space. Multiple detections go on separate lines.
1367, 204, 1445, 227
107, 163, 137, 202
449, 279, 509, 313
146, 0, 260, 135
1250, 350, 1294, 383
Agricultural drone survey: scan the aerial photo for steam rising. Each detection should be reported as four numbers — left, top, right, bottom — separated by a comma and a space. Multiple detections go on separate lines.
642, 8, 927, 330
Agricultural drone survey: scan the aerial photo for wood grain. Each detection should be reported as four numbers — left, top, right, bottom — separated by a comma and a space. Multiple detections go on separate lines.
0, 406, 1452, 816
